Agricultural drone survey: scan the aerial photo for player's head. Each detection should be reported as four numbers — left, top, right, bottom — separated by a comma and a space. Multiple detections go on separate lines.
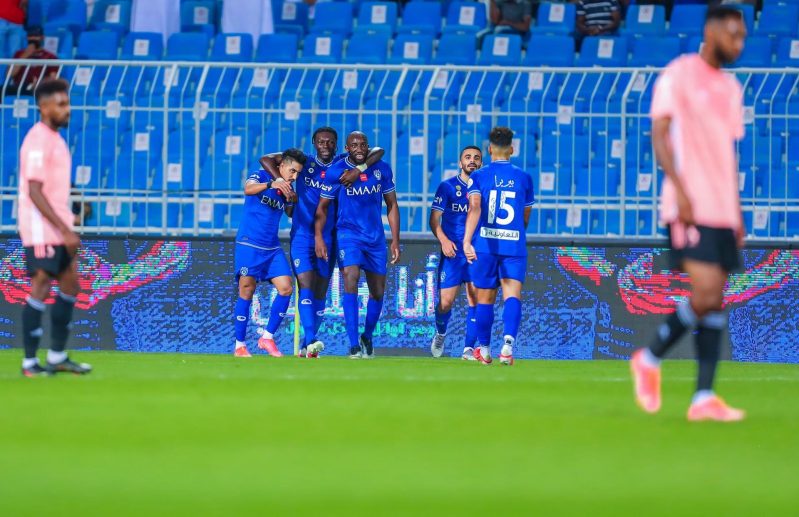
703, 6, 746, 66
487, 127, 514, 160
279, 148, 307, 182
312, 126, 338, 162
460, 146, 482, 175
35, 78, 70, 129
345, 131, 369, 166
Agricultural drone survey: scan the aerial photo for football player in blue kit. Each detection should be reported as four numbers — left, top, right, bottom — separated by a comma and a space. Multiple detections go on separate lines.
463, 127, 535, 366
429, 145, 483, 360
259, 127, 383, 357
315, 131, 401, 359
232, 149, 305, 358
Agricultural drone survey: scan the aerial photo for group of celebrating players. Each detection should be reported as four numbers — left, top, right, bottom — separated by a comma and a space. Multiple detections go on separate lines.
232, 125, 533, 366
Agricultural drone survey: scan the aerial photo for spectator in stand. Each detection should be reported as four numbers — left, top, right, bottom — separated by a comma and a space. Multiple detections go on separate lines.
491, 0, 533, 42
576, 0, 622, 42
5, 26, 58, 96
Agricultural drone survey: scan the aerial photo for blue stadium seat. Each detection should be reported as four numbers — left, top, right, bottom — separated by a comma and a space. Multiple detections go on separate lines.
256, 33, 299, 62
577, 37, 628, 67
75, 30, 120, 59
623, 209, 655, 237
478, 34, 522, 66
211, 33, 254, 62
397, 2, 442, 35
623, 4, 666, 36
433, 32, 477, 65
390, 33, 434, 64
273, 1, 309, 37
300, 34, 343, 63
630, 36, 681, 67
167, 32, 211, 60
89, 0, 132, 35
120, 32, 163, 60
443, 1, 488, 34
310, 2, 354, 35
524, 35, 574, 66
756, 3, 799, 38
668, 4, 707, 37
357, 2, 398, 34
112, 130, 163, 190
42, 28, 73, 57
733, 36, 773, 67
97, 200, 133, 227
775, 37, 799, 66
181, 1, 217, 36
344, 29, 390, 64
531, 2, 576, 35
42, 0, 87, 40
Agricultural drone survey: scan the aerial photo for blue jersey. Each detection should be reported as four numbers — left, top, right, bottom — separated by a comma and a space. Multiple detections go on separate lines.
467, 160, 535, 257
431, 174, 470, 257
236, 169, 294, 249
290, 152, 347, 243
321, 157, 395, 244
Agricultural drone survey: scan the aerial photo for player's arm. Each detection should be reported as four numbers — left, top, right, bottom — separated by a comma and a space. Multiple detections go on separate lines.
285, 202, 295, 218
29, 180, 81, 254
384, 191, 401, 264
244, 175, 270, 196
652, 116, 693, 225
463, 193, 481, 264
430, 190, 457, 258
258, 152, 296, 201
340, 147, 386, 187
314, 197, 332, 260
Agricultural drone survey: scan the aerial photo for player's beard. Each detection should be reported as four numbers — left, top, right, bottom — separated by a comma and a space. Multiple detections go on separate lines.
715, 47, 738, 66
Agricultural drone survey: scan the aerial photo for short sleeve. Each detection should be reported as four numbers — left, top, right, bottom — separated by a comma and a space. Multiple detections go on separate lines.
467, 174, 481, 197
431, 182, 448, 212
320, 166, 341, 199
380, 164, 396, 194
245, 170, 264, 185
525, 173, 535, 207
650, 66, 678, 121
21, 137, 49, 184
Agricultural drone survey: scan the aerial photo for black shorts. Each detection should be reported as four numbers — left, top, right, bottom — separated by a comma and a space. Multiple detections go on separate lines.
667, 223, 742, 273
24, 245, 75, 277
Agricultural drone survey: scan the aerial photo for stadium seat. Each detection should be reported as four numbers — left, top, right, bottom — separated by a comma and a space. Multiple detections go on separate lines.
756, 3, 799, 39
623, 4, 666, 37
524, 35, 574, 66
211, 33, 254, 62
630, 36, 681, 67
775, 37, 799, 66
531, 2, 576, 35
97, 200, 133, 227
433, 32, 477, 65
121, 32, 163, 60
310, 2, 354, 36
300, 34, 343, 63
75, 30, 120, 59
42, 0, 87, 40
357, 2, 398, 34
256, 33, 299, 62
668, 4, 707, 37
390, 33, 434, 64
733, 36, 773, 67
577, 37, 628, 67
273, 1, 309, 37
397, 2, 442, 35
89, 0, 132, 35
42, 28, 74, 57
443, 1, 488, 34
167, 32, 211, 60
478, 34, 522, 66
181, 0, 217, 36
344, 29, 390, 64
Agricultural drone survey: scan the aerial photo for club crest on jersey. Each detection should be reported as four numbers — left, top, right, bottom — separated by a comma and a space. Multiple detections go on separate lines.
239, 267, 248, 276
374, 169, 382, 180
308, 167, 314, 175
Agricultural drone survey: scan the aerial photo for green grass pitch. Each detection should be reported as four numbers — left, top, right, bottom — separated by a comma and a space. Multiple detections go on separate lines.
0, 350, 797, 516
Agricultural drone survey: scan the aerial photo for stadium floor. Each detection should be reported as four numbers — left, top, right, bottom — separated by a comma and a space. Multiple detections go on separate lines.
0, 351, 796, 516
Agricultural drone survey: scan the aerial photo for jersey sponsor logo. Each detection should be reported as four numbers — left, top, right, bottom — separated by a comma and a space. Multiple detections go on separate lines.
304, 176, 325, 190
434, 196, 443, 205
480, 227, 520, 241
236, 315, 247, 322
260, 196, 286, 210
346, 184, 383, 196
300, 299, 313, 305
451, 203, 468, 213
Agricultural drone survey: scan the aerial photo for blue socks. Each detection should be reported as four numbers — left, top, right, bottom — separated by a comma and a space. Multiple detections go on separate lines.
503, 297, 521, 341
464, 305, 477, 349
234, 297, 252, 343
363, 297, 383, 339
299, 288, 316, 346
435, 307, 452, 335
475, 303, 494, 347
313, 297, 326, 335
265, 293, 292, 336
343, 292, 360, 348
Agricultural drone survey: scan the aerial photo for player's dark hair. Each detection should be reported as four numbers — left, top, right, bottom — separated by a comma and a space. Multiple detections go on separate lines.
488, 127, 514, 148
35, 78, 69, 104
282, 148, 307, 166
460, 145, 482, 158
705, 5, 743, 24
312, 126, 338, 143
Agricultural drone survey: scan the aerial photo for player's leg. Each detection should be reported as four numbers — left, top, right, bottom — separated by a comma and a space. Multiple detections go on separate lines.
307, 237, 337, 357
47, 254, 91, 374
341, 264, 363, 358
431, 284, 459, 358
233, 275, 257, 357
462, 282, 478, 360
470, 253, 500, 364
258, 250, 294, 358
292, 241, 320, 355
361, 269, 386, 359
21, 256, 52, 376
497, 256, 526, 365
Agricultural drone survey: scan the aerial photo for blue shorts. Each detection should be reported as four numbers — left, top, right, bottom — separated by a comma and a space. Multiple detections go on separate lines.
438, 254, 471, 289
338, 236, 387, 275
234, 243, 292, 282
290, 235, 336, 279
468, 252, 526, 289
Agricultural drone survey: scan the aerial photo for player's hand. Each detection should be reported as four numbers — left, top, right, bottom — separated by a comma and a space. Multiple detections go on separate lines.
340, 168, 360, 188
735, 223, 745, 249
676, 190, 695, 227
272, 179, 296, 202
440, 238, 457, 258
315, 236, 328, 261
390, 241, 401, 265
464, 242, 476, 264
63, 230, 81, 256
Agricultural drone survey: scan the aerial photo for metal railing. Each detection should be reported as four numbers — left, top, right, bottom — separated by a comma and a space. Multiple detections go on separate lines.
1, 59, 797, 239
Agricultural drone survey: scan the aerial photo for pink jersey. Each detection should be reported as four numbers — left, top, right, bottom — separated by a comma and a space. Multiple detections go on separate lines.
18, 122, 73, 248
650, 54, 745, 229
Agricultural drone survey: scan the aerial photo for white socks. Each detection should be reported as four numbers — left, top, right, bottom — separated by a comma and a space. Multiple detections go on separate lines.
47, 350, 67, 364
692, 390, 715, 405
22, 357, 39, 369
641, 348, 661, 368
235, 340, 246, 349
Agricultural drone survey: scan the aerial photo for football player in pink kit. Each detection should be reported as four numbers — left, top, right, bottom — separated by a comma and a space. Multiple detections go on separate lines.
17, 79, 91, 377
630, 6, 747, 421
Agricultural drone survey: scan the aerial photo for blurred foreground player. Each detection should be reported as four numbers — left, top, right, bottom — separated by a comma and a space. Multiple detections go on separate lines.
17, 79, 90, 377
630, 6, 747, 422
233, 150, 305, 358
